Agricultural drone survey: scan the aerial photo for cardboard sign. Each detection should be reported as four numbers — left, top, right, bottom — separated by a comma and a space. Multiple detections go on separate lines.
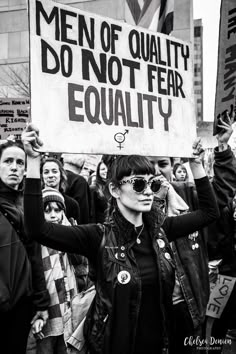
214, 0, 236, 134
29, 0, 195, 156
83, 154, 102, 172
0, 98, 30, 141
206, 274, 236, 319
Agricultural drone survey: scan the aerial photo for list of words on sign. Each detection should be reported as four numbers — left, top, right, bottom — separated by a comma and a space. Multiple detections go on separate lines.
35, 0, 190, 132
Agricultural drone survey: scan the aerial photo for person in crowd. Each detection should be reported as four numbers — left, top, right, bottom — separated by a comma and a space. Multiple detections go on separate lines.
62, 153, 91, 224
41, 157, 89, 292
41, 157, 80, 224
31, 188, 78, 354
205, 112, 236, 353
173, 162, 189, 182
0, 140, 49, 354
90, 161, 109, 223
22, 124, 219, 354
149, 112, 236, 353
147, 156, 174, 182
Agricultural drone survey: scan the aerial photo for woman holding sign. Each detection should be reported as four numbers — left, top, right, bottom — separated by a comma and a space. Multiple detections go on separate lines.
22, 124, 219, 354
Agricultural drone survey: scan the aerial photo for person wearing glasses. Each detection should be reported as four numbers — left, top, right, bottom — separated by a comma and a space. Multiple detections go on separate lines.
22, 124, 219, 354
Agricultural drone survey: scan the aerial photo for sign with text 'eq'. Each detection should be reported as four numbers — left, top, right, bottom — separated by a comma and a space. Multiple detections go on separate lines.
29, 0, 195, 156
0, 98, 30, 141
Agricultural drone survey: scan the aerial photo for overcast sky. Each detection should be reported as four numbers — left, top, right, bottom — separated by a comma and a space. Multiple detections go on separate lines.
193, 0, 221, 122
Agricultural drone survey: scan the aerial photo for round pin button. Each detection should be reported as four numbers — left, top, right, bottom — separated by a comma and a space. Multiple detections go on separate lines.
157, 239, 165, 248
121, 246, 125, 251
120, 253, 125, 258
117, 270, 131, 284
164, 252, 171, 260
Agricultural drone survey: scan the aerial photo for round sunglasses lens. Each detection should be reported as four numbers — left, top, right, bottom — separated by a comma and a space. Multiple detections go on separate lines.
133, 179, 146, 193
151, 180, 162, 192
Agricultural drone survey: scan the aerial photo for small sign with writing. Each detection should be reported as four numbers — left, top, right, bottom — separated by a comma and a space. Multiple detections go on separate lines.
206, 274, 236, 319
0, 98, 30, 141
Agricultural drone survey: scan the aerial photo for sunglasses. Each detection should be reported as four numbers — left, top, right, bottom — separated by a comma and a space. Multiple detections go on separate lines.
119, 177, 162, 193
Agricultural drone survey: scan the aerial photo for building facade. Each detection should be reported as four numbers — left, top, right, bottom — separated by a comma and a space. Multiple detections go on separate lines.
194, 18, 203, 123
0, 0, 193, 96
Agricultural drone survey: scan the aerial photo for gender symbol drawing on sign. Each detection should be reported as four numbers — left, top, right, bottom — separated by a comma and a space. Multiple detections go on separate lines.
114, 130, 129, 150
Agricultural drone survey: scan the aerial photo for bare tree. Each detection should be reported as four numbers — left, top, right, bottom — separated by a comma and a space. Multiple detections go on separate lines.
0, 63, 29, 98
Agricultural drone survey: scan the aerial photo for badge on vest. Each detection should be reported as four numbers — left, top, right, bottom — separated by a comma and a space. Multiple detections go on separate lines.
117, 270, 131, 284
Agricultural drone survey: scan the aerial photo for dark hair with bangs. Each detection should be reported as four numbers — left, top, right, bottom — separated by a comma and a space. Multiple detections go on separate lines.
44, 200, 64, 213
109, 155, 155, 186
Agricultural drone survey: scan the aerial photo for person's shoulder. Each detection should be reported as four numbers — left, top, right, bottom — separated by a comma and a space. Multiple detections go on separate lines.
171, 181, 195, 192
66, 170, 88, 185
63, 193, 80, 207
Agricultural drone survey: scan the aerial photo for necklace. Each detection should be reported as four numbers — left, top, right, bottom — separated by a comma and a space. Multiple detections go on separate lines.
135, 224, 144, 244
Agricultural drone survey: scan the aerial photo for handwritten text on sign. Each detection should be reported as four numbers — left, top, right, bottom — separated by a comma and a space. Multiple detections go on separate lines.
214, 0, 236, 134
0, 98, 30, 141
29, 0, 195, 155
206, 274, 236, 319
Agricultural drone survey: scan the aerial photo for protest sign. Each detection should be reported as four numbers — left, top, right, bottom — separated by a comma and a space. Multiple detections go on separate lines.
0, 98, 30, 141
206, 274, 236, 319
214, 0, 236, 135
83, 154, 102, 172
29, 0, 195, 156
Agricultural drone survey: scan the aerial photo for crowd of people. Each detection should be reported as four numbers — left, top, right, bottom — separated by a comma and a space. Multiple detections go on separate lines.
1, 111, 236, 354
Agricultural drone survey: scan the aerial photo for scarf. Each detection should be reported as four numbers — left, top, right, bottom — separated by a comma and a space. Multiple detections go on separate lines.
41, 213, 78, 338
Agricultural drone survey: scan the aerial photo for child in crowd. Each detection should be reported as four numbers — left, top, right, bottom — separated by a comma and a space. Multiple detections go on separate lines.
31, 188, 78, 354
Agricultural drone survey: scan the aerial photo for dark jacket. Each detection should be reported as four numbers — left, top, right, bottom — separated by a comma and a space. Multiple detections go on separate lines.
0, 179, 49, 312
207, 146, 236, 275
170, 180, 209, 328
63, 193, 81, 224
170, 146, 236, 327
65, 170, 90, 224
24, 177, 218, 354
89, 184, 108, 223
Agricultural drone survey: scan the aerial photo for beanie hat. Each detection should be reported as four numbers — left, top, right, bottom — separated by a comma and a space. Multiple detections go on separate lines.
42, 187, 66, 210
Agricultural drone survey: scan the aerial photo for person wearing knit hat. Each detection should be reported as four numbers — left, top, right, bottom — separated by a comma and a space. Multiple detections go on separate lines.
41, 157, 81, 225
31, 187, 78, 354
42, 188, 66, 211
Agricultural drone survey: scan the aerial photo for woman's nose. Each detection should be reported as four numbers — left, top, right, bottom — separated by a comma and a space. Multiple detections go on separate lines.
144, 184, 153, 195
154, 164, 161, 176
10, 161, 17, 170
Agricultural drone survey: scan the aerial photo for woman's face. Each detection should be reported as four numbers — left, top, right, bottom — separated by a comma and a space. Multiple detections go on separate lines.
99, 163, 108, 181
114, 174, 155, 216
0, 146, 25, 190
175, 166, 187, 181
44, 202, 63, 223
42, 161, 61, 190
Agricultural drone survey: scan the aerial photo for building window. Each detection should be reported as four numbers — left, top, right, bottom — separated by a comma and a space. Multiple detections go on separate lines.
0, 33, 8, 60
194, 65, 201, 74
194, 26, 201, 37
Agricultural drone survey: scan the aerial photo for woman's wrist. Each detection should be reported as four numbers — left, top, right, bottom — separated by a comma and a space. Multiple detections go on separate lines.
26, 155, 41, 178
189, 161, 206, 179
218, 142, 228, 152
